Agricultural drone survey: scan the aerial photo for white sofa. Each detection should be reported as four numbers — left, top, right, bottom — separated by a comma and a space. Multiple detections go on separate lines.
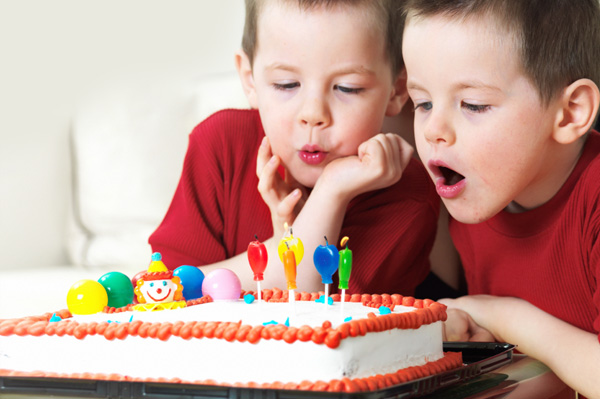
0, 0, 416, 320
0, 0, 248, 318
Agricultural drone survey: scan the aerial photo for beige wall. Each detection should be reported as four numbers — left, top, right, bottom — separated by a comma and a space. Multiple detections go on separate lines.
0, 0, 245, 268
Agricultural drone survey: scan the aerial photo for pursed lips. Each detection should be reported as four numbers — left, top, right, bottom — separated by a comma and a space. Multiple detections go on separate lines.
298, 144, 328, 165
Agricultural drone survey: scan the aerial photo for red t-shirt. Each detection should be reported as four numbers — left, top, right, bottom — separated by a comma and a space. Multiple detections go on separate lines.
450, 131, 600, 338
149, 109, 440, 295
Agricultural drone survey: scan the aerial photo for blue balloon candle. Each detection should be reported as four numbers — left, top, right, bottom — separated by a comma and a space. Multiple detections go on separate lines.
313, 236, 340, 284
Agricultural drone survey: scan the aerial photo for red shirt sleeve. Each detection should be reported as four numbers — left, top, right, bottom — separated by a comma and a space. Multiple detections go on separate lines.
149, 109, 269, 269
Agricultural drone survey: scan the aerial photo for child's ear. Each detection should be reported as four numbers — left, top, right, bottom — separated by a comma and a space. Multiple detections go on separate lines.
385, 68, 410, 117
553, 78, 600, 144
235, 49, 258, 108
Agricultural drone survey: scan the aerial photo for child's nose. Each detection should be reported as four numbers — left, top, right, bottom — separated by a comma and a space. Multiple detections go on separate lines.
298, 96, 330, 128
156, 288, 162, 294
423, 110, 455, 146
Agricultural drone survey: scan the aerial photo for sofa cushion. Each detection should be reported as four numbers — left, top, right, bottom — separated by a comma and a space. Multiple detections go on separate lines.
68, 71, 248, 269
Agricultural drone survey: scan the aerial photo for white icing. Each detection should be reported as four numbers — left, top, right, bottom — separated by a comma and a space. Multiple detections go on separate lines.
72, 299, 415, 327
0, 300, 443, 384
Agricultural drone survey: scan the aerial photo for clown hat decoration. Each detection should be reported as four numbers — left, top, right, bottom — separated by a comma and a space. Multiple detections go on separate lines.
148, 252, 169, 272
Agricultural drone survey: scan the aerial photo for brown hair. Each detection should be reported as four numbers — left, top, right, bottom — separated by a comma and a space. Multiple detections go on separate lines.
242, 0, 405, 76
402, 0, 600, 106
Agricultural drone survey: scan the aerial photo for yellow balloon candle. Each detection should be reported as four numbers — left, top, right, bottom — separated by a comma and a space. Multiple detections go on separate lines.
278, 224, 304, 266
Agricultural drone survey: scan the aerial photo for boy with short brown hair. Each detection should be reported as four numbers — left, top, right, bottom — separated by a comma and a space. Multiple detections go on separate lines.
150, 0, 439, 295
402, 0, 600, 395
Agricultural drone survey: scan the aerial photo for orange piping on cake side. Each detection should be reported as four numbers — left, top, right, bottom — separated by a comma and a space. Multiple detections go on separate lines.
0, 293, 447, 347
0, 352, 463, 393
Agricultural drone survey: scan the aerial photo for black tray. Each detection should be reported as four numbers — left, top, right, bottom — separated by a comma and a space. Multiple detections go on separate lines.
0, 342, 514, 399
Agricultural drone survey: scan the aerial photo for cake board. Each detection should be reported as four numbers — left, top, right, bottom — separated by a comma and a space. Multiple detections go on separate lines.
0, 342, 514, 399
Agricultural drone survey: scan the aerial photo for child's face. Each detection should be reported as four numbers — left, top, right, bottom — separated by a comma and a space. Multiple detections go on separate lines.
403, 15, 562, 224
249, 2, 401, 187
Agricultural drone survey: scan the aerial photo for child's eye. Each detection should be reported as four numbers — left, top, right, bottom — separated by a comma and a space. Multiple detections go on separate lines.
462, 102, 490, 113
413, 102, 432, 112
273, 82, 299, 91
334, 85, 364, 94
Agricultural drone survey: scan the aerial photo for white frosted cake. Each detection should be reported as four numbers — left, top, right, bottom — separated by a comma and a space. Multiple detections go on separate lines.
0, 289, 461, 392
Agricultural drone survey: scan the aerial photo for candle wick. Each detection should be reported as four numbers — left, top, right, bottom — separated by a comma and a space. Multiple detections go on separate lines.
324, 235, 328, 245
254, 234, 259, 241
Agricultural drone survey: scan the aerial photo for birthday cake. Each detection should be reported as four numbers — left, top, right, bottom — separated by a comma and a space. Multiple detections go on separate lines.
0, 247, 462, 392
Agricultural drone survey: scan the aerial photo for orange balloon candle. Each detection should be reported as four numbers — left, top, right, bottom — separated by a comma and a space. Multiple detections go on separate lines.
283, 244, 297, 290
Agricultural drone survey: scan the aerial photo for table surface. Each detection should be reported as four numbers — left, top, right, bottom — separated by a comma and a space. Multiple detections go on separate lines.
429, 355, 575, 398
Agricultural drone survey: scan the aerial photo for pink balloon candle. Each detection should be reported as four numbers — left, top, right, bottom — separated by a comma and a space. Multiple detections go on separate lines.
201, 268, 242, 301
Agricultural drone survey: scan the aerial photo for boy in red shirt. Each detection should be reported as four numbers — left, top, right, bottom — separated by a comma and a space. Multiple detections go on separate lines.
402, 0, 600, 396
149, 0, 439, 295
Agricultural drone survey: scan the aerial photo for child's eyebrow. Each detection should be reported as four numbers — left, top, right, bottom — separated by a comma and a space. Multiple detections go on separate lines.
265, 63, 375, 76
453, 80, 502, 93
406, 79, 503, 94
332, 65, 376, 76
406, 80, 425, 91
265, 63, 299, 73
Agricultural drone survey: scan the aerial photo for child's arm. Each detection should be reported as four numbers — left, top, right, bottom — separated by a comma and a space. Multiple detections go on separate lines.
256, 132, 415, 292
255, 136, 306, 242
293, 132, 415, 252
441, 295, 600, 398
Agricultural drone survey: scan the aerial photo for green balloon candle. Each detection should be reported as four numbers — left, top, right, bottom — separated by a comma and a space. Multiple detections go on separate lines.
338, 236, 353, 290
98, 271, 134, 308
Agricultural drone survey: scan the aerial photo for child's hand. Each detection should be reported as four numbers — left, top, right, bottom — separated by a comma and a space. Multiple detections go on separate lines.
318, 133, 414, 200
442, 307, 496, 342
256, 137, 306, 239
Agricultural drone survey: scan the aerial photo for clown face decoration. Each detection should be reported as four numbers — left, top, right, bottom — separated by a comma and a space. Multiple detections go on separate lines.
134, 272, 184, 304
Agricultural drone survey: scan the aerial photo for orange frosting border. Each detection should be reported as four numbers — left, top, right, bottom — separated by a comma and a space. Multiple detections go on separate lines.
0, 351, 462, 393
0, 289, 462, 392
0, 289, 447, 349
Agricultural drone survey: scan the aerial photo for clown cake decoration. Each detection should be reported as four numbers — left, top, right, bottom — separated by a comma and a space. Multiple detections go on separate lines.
133, 252, 186, 311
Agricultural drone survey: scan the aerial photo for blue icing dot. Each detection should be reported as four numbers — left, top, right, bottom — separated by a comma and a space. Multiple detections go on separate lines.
344, 316, 353, 322
379, 306, 391, 315
263, 320, 278, 326
315, 295, 334, 305
284, 317, 290, 327
244, 294, 255, 304
49, 313, 62, 322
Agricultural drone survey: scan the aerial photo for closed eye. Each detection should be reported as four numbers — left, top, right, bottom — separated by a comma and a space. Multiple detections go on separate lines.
335, 85, 364, 94
462, 102, 490, 113
273, 82, 300, 91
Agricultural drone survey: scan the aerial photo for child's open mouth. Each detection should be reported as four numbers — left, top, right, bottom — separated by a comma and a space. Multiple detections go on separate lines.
430, 162, 466, 199
440, 166, 465, 186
